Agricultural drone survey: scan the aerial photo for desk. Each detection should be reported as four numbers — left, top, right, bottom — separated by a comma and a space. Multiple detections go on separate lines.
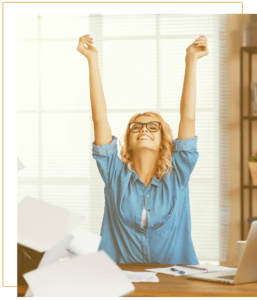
17, 264, 257, 297
118, 264, 257, 297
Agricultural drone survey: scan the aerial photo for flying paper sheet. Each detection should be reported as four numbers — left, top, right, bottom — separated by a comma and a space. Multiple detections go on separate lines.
18, 196, 85, 252
23, 251, 135, 297
17, 158, 25, 171
68, 227, 101, 255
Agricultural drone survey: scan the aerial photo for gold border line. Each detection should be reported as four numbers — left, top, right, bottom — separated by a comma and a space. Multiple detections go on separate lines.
2, 1, 243, 288
1, 1, 244, 10
2, 1, 5, 289
1, 1, 11, 289
0, 1, 244, 13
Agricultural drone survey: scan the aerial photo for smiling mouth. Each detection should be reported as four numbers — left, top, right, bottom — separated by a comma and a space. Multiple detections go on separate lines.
138, 136, 152, 140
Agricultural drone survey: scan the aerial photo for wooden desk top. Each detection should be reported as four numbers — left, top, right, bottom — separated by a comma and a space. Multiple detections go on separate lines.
17, 264, 257, 297
118, 264, 257, 297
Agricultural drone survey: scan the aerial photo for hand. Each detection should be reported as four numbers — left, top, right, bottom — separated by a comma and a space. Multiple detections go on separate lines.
185, 35, 209, 61
77, 35, 98, 62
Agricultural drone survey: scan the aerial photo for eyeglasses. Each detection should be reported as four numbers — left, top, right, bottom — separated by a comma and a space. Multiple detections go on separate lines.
129, 121, 161, 133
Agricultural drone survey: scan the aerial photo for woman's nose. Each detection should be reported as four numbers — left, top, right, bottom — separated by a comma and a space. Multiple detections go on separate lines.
141, 125, 149, 132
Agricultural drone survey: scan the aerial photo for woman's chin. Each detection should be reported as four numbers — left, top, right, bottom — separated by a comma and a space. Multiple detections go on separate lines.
133, 146, 157, 152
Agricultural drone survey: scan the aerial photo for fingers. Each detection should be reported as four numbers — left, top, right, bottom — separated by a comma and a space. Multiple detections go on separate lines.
77, 35, 91, 51
194, 41, 207, 47
193, 35, 208, 47
77, 35, 94, 52
196, 35, 208, 41
194, 35, 207, 43
79, 35, 94, 44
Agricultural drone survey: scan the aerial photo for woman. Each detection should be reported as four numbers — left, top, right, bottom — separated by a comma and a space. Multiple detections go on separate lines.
77, 34, 209, 264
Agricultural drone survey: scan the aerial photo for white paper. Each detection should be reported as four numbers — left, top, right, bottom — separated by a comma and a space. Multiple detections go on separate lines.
38, 234, 74, 268
68, 228, 101, 255
198, 263, 237, 272
23, 251, 135, 297
123, 271, 159, 282
145, 266, 202, 276
146, 263, 238, 276
24, 287, 33, 297
18, 196, 85, 252
17, 158, 25, 171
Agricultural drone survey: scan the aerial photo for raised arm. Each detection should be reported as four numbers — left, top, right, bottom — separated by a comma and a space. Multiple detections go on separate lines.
178, 35, 209, 140
77, 35, 112, 146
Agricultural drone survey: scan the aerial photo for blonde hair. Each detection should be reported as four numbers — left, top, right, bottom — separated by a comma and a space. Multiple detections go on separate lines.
119, 112, 174, 180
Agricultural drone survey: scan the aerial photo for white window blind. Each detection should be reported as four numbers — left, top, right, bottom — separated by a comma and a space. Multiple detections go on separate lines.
17, 14, 230, 263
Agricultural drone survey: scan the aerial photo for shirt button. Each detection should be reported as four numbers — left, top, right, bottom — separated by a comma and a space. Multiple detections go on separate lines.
146, 195, 149, 198
148, 209, 151, 211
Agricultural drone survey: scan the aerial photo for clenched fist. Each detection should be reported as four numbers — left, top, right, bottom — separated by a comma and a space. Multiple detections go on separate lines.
77, 35, 98, 62
185, 35, 209, 61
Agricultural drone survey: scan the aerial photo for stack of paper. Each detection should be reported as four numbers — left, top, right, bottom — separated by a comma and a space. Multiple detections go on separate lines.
23, 251, 135, 297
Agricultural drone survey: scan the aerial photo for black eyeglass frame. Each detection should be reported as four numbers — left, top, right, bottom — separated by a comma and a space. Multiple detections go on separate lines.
129, 121, 162, 133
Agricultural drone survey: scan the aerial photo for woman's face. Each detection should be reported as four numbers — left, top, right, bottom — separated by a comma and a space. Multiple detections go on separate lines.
128, 115, 162, 154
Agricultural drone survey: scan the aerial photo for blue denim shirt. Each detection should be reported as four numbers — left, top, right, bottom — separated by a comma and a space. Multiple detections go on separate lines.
92, 135, 199, 264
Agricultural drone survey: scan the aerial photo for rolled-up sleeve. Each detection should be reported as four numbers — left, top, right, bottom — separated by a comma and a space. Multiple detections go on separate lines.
92, 135, 122, 188
172, 136, 199, 190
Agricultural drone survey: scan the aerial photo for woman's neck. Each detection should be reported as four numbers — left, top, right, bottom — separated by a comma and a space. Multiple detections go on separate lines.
132, 149, 159, 188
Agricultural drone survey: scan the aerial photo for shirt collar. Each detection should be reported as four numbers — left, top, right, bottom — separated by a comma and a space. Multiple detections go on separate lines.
131, 172, 139, 185
152, 174, 162, 187
131, 171, 161, 187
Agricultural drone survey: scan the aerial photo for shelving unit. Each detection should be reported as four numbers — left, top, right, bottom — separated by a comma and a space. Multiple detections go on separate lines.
240, 46, 257, 240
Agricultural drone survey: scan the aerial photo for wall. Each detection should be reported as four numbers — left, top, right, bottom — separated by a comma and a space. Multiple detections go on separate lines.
221, 14, 257, 268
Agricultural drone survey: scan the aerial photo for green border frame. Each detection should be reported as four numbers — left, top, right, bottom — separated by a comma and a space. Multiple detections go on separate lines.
0, 0, 257, 299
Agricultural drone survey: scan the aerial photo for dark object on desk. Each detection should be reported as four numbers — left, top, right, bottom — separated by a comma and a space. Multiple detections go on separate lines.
174, 264, 208, 272
170, 267, 185, 274
248, 216, 257, 225
17, 243, 44, 286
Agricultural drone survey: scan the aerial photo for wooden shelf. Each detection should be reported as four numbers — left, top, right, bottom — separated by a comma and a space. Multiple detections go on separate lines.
240, 46, 257, 240
243, 185, 257, 189
242, 116, 257, 120
241, 46, 257, 54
